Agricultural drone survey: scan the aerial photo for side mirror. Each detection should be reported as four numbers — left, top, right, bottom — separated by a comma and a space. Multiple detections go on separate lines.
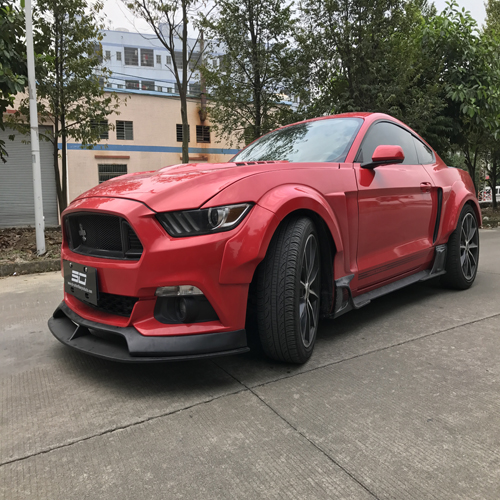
361, 145, 405, 169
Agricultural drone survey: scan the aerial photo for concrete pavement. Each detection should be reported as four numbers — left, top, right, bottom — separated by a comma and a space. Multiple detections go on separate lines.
1, 229, 499, 499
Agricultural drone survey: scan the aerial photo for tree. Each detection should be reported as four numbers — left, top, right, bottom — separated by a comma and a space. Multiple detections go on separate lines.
293, 0, 451, 150
200, 0, 296, 146
484, 0, 500, 208
126, 0, 205, 163
9, 0, 120, 214
0, 1, 27, 162
422, 1, 500, 194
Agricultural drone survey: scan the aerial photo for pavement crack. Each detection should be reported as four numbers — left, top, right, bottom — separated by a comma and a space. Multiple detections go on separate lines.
0, 387, 248, 469
213, 361, 380, 499
249, 310, 500, 391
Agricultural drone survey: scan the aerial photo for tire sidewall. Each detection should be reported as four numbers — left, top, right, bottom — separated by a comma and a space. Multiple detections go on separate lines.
447, 204, 479, 288
292, 220, 321, 360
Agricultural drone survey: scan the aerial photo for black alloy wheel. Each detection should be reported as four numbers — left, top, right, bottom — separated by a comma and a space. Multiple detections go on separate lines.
442, 204, 479, 289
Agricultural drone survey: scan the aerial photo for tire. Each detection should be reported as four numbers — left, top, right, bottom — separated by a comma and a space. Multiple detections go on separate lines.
441, 204, 479, 290
255, 216, 321, 364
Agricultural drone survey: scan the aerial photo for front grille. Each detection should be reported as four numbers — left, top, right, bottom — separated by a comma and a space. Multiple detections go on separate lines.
65, 213, 143, 260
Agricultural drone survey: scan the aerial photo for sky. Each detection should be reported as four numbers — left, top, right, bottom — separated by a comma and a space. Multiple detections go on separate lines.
100, 0, 487, 34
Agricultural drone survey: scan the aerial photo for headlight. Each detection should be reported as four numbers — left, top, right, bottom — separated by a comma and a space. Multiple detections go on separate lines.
156, 203, 253, 237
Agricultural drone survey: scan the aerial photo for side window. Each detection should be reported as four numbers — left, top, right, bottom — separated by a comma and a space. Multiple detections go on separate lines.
356, 122, 418, 165
413, 138, 434, 164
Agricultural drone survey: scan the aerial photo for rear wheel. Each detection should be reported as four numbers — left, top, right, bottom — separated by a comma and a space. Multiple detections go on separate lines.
441, 204, 479, 289
255, 217, 321, 364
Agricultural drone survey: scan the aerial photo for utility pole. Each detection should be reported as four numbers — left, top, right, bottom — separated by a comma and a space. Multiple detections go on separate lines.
25, 0, 46, 255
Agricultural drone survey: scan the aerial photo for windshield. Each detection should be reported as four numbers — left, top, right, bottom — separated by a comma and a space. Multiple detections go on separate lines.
231, 118, 363, 163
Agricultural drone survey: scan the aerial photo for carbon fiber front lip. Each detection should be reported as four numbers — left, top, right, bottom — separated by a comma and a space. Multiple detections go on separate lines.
48, 301, 249, 363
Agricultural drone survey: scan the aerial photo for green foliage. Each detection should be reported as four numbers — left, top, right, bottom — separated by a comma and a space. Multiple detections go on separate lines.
9, 0, 120, 213
200, 0, 296, 146
294, 0, 448, 148
422, 1, 500, 192
0, 1, 27, 162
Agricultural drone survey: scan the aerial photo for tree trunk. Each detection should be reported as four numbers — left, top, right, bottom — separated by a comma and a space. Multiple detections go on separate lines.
52, 133, 64, 215
463, 145, 478, 196
248, 1, 261, 141
490, 156, 498, 210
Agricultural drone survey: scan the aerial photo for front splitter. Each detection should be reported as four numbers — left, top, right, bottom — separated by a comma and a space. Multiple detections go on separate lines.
48, 301, 249, 363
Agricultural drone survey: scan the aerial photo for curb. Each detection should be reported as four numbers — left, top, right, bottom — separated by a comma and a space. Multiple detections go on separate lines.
0, 259, 61, 277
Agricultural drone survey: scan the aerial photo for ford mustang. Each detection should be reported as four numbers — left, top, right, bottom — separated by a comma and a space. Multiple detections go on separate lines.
48, 112, 480, 364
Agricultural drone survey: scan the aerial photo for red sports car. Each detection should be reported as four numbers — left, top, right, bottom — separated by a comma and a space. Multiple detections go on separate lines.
49, 112, 480, 364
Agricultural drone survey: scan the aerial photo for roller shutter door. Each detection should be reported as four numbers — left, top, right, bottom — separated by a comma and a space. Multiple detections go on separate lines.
0, 126, 59, 227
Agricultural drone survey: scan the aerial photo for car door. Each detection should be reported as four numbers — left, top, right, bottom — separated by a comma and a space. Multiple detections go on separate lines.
353, 121, 436, 290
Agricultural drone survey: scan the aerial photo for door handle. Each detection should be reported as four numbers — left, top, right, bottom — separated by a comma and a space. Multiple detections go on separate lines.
420, 182, 432, 193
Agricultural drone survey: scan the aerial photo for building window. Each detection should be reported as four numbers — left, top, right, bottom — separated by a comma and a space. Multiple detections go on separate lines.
189, 83, 201, 96
174, 51, 183, 69
91, 120, 109, 140
156, 54, 161, 65
176, 124, 190, 142
166, 55, 172, 65
116, 51, 122, 61
189, 53, 201, 71
98, 164, 127, 183
141, 80, 155, 91
166, 86, 173, 94
196, 125, 210, 143
141, 48, 154, 67
105, 50, 111, 60
124, 47, 138, 65
116, 121, 133, 140
125, 80, 139, 90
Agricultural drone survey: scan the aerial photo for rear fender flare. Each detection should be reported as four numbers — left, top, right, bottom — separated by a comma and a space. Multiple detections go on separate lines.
438, 185, 481, 243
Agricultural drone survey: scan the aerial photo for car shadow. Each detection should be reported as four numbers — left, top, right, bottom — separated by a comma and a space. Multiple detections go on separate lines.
51, 276, 470, 394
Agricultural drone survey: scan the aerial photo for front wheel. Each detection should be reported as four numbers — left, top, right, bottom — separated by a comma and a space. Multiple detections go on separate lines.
441, 204, 479, 289
255, 217, 321, 364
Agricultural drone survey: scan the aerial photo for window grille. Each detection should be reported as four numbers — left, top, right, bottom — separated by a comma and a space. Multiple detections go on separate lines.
156, 54, 161, 65
125, 80, 139, 90
174, 51, 183, 69
116, 51, 122, 61
91, 120, 109, 140
176, 124, 190, 142
189, 52, 201, 70
141, 49, 154, 67
189, 83, 201, 96
98, 164, 127, 183
141, 80, 155, 91
116, 121, 134, 140
124, 47, 138, 65
166, 55, 172, 65
196, 125, 210, 143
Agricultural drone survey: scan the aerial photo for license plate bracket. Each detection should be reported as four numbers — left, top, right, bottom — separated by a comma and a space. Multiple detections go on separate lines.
63, 260, 98, 306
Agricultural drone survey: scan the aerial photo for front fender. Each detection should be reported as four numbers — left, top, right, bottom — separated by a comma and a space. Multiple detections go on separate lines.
219, 184, 345, 284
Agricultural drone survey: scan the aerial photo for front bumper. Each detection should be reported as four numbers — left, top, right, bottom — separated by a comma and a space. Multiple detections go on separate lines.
48, 302, 249, 362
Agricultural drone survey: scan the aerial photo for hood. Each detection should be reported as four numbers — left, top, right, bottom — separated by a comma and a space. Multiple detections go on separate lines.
73, 161, 290, 212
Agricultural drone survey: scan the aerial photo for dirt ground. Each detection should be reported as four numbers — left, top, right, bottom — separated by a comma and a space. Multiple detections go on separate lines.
0, 206, 498, 264
0, 227, 62, 264
481, 206, 500, 228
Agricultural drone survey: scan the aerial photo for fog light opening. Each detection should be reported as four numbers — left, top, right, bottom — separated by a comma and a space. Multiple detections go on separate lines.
175, 297, 189, 323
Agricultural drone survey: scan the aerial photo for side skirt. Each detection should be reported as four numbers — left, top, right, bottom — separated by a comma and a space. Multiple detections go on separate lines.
331, 244, 447, 318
